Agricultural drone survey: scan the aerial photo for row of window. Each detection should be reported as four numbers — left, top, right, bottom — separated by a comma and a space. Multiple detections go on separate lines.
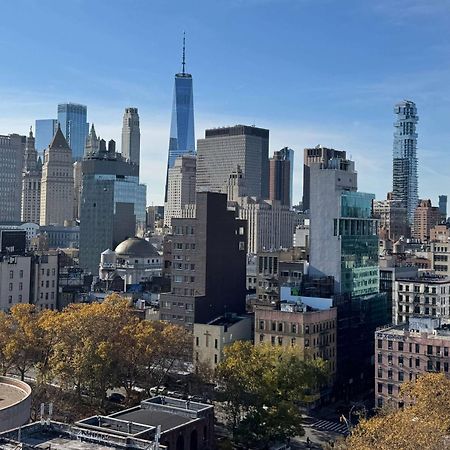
174, 242, 196, 250
398, 284, 439, 294
161, 301, 194, 311
378, 339, 450, 356
173, 275, 196, 283
259, 319, 335, 334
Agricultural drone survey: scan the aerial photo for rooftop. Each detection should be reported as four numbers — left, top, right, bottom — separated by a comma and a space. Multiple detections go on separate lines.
208, 314, 249, 327
0, 377, 31, 409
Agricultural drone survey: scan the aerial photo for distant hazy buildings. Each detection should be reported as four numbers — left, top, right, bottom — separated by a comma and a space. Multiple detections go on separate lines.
39, 126, 74, 226
0, 133, 25, 222
21, 129, 42, 224
35, 119, 57, 154
373, 193, 409, 241
165, 38, 195, 200
164, 154, 196, 227
269, 147, 293, 207
57, 103, 89, 160
197, 125, 269, 199
302, 146, 346, 212
79, 126, 146, 274
392, 100, 419, 225
121, 107, 140, 167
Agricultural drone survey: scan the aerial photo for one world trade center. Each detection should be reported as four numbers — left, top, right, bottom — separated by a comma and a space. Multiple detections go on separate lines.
164, 34, 195, 201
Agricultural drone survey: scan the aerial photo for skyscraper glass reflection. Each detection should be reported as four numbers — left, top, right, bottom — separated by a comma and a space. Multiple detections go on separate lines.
58, 103, 89, 160
165, 36, 195, 200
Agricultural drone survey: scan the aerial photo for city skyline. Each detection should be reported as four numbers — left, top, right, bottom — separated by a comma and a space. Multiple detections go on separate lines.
1, 0, 450, 205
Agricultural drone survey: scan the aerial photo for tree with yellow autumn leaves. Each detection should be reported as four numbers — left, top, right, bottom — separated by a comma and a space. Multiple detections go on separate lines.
334, 373, 450, 450
0, 295, 191, 407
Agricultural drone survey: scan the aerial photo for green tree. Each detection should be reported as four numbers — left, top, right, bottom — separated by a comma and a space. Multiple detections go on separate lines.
216, 341, 328, 448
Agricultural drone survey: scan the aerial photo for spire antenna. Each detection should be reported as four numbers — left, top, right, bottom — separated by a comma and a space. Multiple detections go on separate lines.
182, 32, 186, 75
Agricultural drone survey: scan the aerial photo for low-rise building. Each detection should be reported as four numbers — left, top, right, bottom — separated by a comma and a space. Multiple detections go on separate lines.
193, 315, 253, 372
255, 300, 337, 377
393, 274, 450, 325
375, 317, 450, 408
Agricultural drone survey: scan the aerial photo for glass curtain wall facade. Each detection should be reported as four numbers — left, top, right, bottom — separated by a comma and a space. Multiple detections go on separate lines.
165, 73, 195, 200
392, 100, 418, 225
58, 103, 89, 160
338, 192, 379, 296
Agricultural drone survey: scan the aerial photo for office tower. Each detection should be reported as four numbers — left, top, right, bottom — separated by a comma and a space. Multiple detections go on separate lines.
40, 126, 74, 226
0, 133, 26, 221
373, 194, 409, 241
231, 196, 301, 254
164, 154, 196, 227
57, 103, 89, 160
392, 100, 419, 225
121, 107, 140, 166
439, 195, 447, 220
165, 35, 195, 200
160, 192, 247, 329
21, 128, 42, 223
308, 155, 388, 399
309, 156, 380, 296
302, 146, 346, 212
35, 119, 58, 154
79, 131, 146, 274
269, 147, 294, 207
73, 161, 82, 221
197, 125, 269, 198
412, 199, 441, 242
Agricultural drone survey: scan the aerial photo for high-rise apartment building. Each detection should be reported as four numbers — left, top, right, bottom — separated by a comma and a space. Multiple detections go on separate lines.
165, 36, 195, 201
39, 126, 74, 226
21, 129, 42, 224
121, 107, 140, 167
0, 133, 26, 222
57, 103, 89, 160
160, 192, 247, 329
35, 119, 57, 154
164, 154, 196, 227
412, 199, 441, 242
302, 146, 346, 212
269, 147, 293, 207
79, 128, 146, 274
197, 125, 269, 199
392, 100, 419, 225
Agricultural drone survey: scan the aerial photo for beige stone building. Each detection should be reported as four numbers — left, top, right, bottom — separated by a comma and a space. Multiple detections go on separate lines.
40, 126, 74, 226
193, 315, 252, 372
0, 256, 31, 312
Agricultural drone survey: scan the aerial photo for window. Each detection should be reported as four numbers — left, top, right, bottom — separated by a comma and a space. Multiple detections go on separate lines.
8, 283, 13, 291
388, 340, 393, 350
398, 371, 404, 382
415, 344, 420, 354
259, 320, 264, 330
271, 322, 276, 331
271, 336, 276, 345
278, 337, 283, 346
388, 369, 393, 380
19, 270, 23, 278
259, 334, 264, 342
291, 324, 297, 333
278, 323, 283, 332
377, 339, 383, 349
398, 342, 404, 352
398, 356, 404, 365
427, 360, 433, 371
415, 358, 420, 368
378, 368, 382, 378
195, 337, 199, 346
239, 241, 245, 251
9, 270, 13, 279
378, 383, 383, 393
214, 354, 218, 364
378, 353, 382, 364
388, 384, 393, 395
427, 345, 433, 355
388, 354, 393, 364
18, 295, 22, 302
8, 296, 12, 304
214, 339, 218, 349
377, 397, 383, 408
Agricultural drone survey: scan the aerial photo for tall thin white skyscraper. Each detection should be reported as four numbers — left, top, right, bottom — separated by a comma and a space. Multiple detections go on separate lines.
392, 100, 418, 225
121, 107, 140, 167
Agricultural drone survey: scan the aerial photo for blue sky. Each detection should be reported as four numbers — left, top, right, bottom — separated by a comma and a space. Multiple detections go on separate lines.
1, 0, 450, 205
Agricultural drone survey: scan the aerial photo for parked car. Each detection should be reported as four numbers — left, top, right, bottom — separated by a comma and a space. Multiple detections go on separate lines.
108, 393, 125, 403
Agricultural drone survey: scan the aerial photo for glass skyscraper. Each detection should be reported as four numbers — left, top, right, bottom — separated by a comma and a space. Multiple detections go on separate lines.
392, 100, 418, 225
35, 119, 58, 154
165, 38, 195, 200
58, 103, 89, 160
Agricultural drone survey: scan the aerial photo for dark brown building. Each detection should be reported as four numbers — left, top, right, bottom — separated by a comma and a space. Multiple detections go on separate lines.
269, 147, 292, 206
160, 192, 247, 329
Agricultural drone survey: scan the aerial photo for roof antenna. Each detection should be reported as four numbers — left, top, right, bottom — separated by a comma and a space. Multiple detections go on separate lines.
182, 32, 186, 75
